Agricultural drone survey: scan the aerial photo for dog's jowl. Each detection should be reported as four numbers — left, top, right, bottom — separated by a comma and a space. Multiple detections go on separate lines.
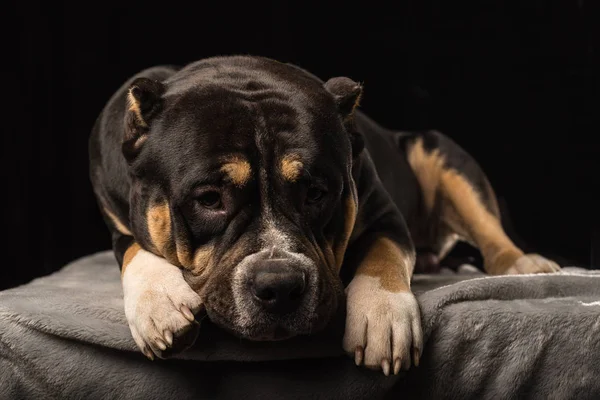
89, 55, 560, 375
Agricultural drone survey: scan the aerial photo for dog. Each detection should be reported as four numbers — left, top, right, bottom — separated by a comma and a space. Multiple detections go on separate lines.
89, 55, 560, 376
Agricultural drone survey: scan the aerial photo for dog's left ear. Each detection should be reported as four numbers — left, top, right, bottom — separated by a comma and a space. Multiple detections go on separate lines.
324, 77, 364, 158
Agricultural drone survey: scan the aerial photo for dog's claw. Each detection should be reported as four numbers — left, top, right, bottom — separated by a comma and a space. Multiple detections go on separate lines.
413, 347, 420, 367
143, 347, 154, 361
181, 305, 195, 322
355, 346, 364, 366
164, 330, 173, 346
382, 359, 390, 376
394, 358, 401, 375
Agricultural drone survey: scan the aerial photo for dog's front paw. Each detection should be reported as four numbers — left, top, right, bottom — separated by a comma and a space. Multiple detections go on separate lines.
123, 249, 204, 360
505, 253, 561, 275
343, 275, 423, 376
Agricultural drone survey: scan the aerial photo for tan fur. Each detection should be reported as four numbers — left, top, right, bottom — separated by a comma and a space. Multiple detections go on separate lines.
147, 201, 199, 268
122, 242, 141, 276
407, 137, 523, 275
127, 88, 148, 128
179, 245, 216, 292
146, 202, 178, 264
221, 158, 251, 187
440, 170, 524, 274
103, 206, 132, 236
280, 154, 303, 182
482, 175, 501, 217
406, 138, 445, 213
356, 237, 414, 292
192, 245, 214, 274
146, 202, 171, 254
333, 196, 357, 271
175, 242, 193, 269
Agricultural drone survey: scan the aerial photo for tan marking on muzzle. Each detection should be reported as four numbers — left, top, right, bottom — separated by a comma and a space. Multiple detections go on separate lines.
191, 245, 215, 274
280, 154, 303, 182
176, 242, 194, 269
122, 242, 141, 276
221, 157, 251, 187
147, 202, 171, 254
146, 202, 182, 266
179, 245, 216, 292
356, 237, 414, 292
102, 206, 132, 236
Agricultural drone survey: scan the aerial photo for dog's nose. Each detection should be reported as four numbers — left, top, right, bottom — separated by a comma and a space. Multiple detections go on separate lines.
250, 260, 306, 314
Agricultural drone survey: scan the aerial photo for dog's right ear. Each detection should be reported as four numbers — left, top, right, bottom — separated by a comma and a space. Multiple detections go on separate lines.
122, 77, 165, 162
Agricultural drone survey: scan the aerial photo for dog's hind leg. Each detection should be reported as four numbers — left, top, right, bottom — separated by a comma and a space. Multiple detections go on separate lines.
404, 131, 560, 275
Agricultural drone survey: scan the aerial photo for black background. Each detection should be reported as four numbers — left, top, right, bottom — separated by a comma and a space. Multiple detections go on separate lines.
2, 1, 599, 290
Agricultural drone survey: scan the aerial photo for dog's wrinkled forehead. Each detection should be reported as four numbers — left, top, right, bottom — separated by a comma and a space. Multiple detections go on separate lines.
137, 58, 350, 190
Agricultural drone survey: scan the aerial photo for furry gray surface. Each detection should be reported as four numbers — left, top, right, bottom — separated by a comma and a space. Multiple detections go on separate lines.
1, 251, 599, 399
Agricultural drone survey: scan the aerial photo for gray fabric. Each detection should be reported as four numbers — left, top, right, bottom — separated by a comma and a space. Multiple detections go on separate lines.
1, 252, 599, 399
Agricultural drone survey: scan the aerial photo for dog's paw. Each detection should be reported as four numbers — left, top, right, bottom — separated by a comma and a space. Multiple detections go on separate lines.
343, 275, 423, 376
122, 249, 204, 360
505, 253, 561, 275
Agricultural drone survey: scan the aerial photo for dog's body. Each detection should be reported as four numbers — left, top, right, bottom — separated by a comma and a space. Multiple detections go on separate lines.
89, 56, 559, 375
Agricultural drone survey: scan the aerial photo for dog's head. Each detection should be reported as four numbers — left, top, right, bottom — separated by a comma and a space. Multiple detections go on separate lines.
123, 56, 363, 340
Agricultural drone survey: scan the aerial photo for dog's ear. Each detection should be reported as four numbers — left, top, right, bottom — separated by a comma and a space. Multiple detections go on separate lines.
324, 77, 364, 159
122, 77, 166, 162
324, 77, 362, 117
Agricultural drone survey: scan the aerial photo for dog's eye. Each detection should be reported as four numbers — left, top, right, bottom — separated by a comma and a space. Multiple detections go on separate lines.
197, 191, 222, 209
306, 186, 326, 204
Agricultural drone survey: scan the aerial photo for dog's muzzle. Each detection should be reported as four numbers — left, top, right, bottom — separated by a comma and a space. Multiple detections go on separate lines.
229, 247, 319, 340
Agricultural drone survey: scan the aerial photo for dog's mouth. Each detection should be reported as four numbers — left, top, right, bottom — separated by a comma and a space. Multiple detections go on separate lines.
241, 325, 294, 341
203, 284, 342, 342
204, 305, 321, 341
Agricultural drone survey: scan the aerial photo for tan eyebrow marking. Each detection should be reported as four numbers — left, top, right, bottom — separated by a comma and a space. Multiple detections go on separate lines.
281, 154, 303, 182
220, 157, 252, 187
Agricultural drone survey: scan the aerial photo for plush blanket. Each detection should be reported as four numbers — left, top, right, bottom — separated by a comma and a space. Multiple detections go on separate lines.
1, 252, 599, 399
